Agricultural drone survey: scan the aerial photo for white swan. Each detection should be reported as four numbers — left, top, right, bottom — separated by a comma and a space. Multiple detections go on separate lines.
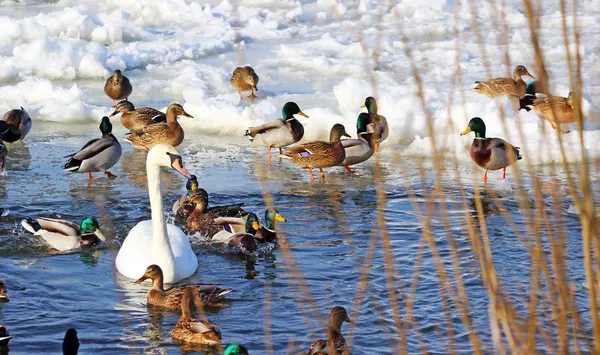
116, 144, 198, 284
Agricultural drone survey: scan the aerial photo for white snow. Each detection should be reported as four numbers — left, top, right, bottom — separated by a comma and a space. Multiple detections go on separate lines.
0, 0, 598, 165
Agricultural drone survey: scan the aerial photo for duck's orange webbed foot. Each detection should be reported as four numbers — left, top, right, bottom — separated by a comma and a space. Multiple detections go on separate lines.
104, 170, 117, 179
343, 164, 354, 173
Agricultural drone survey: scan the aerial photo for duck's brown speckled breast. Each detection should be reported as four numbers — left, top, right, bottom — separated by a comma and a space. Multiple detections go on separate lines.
470, 139, 491, 169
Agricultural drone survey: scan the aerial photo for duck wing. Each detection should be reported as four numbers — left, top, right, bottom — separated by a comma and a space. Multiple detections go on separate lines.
245, 119, 285, 138
26, 217, 80, 236
65, 137, 117, 161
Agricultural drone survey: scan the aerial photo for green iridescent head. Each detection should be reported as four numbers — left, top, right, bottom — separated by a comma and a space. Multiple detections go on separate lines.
80, 217, 106, 241
245, 213, 260, 235
361, 97, 378, 114
99, 116, 112, 135
356, 113, 372, 135
460, 117, 486, 139
265, 207, 286, 229
282, 102, 309, 121
224, 343, 249, 355
186, 175, 198, 196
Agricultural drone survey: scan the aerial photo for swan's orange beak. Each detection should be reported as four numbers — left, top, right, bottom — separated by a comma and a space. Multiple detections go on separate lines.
172, 158, 193, 179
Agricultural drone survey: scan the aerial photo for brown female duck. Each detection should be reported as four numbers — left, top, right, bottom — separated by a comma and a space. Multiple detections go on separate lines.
280, 124, 350, 181
104, 70, 132, 107
184, 188, 246, 236
473, 65, 535, 99
460, 117, 522, 182
171, 287, 222, 345
231, 66, 259, 101
136, 264, 231, 309
109, 100, 166, 131
306, 306, 353, 355
124, 103, 192, 150
528, 91, 576, 133
1, 107, 32, 143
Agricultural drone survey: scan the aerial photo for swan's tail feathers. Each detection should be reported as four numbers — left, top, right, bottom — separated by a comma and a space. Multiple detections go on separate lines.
63, 158, 81, 172
21, 218, 41, 234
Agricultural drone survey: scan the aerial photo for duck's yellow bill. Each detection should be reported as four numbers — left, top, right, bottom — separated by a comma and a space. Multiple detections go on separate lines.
360, 104, 366, 108
460, 127, 472, 136
297, 111, 309, 118
95, 229, 107, 242
252, 221, 260, 230
274, 213, 287, 222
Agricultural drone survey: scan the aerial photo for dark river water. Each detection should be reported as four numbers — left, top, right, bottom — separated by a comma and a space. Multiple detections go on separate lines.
0, 122, 596, 354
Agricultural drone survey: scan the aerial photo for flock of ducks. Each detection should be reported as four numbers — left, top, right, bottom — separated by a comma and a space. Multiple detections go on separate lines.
0, 63, 579, 354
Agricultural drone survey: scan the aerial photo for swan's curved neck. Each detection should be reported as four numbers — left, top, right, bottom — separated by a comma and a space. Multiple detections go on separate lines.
147, 161, 175, 267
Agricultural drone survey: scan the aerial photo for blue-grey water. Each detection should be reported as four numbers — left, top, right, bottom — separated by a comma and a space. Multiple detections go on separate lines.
0, 121, 596, 354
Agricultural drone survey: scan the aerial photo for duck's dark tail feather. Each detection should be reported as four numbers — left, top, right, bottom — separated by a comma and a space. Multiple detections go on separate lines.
63, 158, 82, 172
519, 94, 536, 111
21, 218, 42, 233
515, 147, 523, 160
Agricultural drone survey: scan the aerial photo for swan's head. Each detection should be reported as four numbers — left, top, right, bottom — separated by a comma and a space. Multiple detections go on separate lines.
147, 144, 193, 179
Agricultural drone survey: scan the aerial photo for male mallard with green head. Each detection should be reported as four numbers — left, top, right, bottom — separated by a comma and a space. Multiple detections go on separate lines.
473, 65, 535, 99
1, 107, 32, 143
21, 216, 106, 251
173, 175, 200, 219
361, 97, 388, 152
124, 103, 192, 150
109, 100, 166, 131
136, 264, 232, 309
63, 116, 122, 179
245, 102, 309, 161
171, 287, 222, 345
528, 91, 576, 133
104, 69, 133, 107
254, 208, 286, 244
306, 306, 353, 355
460, 117, 522, 182
224, 344, 249, 355
231, 66, 259, 101
340, 113, 377, 172
212, 212, 260, 252
280, 123, 350, 181
184, 188, 246, 236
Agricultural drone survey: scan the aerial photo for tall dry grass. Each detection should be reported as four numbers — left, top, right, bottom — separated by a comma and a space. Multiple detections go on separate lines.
236, 0, 598, 353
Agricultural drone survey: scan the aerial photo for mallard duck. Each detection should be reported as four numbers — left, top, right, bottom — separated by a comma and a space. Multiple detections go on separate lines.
280, 124, 350, 181
104, 70, 132, 107
231, 66, 259, 101
184, 188, 246, 236
0, 325, 11, 348
224, 344, 249, 355
63, 116, 122, 179
254, 208, 286, 244
460, 117, 522, 182
306, 306, 352, 355
473, 65, 535, 99
528, 91, 576, 133
109, 100, 166, 131
509, 81, 542, 111
212, 212, 259, 252
21, 216, 106, 251
1, 107, 32, 143
0, 280, 7, 301
0, 140, 6, 170
245, 102, 309, 160
62, 328, 79, 355
340, 113, 377, 172
172, 175, 199, 220
124, 103, 192, 150
171, 287, 222, 345
136, 264, 231, 309
361, 97, 388, 152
